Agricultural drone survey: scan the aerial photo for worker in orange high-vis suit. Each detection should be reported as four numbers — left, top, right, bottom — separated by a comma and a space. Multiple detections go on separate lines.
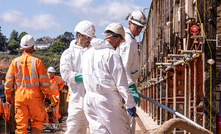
4, 34, 54, 134
47, 66, 65, 123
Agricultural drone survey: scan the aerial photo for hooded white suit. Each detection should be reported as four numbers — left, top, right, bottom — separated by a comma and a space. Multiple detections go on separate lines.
82, 38, 136, 134
60, 40, 90, 134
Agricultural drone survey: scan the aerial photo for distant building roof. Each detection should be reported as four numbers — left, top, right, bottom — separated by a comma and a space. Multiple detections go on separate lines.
42, 38, 57, 43
34, 37, 57, 49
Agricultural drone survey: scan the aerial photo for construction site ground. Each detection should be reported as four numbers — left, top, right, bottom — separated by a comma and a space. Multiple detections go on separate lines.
42, 106, 159, 134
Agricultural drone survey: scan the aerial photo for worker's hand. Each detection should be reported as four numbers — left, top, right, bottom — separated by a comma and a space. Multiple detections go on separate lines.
75, 72, 83, 82
6, 97, 13, 105
127, 107, 136, 117
129, 84, 140, 106
46, 95, 58, 107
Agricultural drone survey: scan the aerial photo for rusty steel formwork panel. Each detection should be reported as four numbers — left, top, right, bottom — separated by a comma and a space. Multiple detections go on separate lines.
173, 61, 185, 133
144, 88, 148, 113
141, 88, 147, 113
161, 80, 166, 124
167, 68, 174, 120
174, 64, 185, 116
152, 85, 157, 121
156, 84, 160, 124
147, 86, 151, 116
189, 55, 204, 126
140, 89, 144, 111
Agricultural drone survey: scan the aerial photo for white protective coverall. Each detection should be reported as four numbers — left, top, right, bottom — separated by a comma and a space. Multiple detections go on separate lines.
60, 40, 90, 134
116, 27, 140, 86
82, 38, 136, 134
116, 27, 140, 133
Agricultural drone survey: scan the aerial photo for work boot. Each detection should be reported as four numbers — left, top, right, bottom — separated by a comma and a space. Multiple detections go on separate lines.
59, 116, 63, 123
31, 127, 42, 134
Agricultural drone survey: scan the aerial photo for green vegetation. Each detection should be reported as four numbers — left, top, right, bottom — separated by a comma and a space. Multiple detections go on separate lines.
0, 29, 75, 74
6, 39, 20, 55
0, 50, 61, 74
33, 49, 61, 73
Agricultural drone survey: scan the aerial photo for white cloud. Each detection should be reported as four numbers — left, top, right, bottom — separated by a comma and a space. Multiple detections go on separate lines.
0, 10, 61, 32
66, 0, 142, 27
38, 0, 63, 5
65, 0, 93, 8
0, 9, 22, 23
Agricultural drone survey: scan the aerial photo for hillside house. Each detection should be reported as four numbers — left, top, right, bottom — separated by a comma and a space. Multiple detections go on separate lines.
34, 38, 57, 49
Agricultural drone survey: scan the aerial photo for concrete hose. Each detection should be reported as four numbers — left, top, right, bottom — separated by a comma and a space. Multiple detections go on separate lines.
152, 118, 212, 134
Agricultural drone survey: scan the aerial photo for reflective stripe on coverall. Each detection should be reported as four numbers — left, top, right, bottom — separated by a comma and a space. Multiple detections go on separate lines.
4, 52, 52, 134
48, 76, 65, 122
60, 40, 90, 134
82, 39, 136, 134
116, 27, 140, 133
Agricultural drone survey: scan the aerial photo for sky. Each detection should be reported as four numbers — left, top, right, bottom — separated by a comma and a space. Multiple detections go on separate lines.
0, 0, 151, 42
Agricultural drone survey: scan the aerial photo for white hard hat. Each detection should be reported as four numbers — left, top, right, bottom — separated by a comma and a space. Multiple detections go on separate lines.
47, 66, 56, 72
104, 22, 125, 42
20, 35, 35, 48
128, 10, 146, 27
74, 20, 96, 38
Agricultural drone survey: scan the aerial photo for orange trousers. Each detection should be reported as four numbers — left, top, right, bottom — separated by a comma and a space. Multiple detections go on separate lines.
44, 104, 61, 123
15, 98, 45, 134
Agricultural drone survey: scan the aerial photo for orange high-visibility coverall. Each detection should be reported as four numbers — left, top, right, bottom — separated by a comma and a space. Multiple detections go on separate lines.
0, 98, 10, 121
4, 52, 53, 134
49, 75, 64, 122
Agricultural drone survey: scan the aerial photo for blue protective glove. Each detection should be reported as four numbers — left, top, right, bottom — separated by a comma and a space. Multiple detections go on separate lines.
75, 72, 83, 82
127, 107, 136, 117
129, 84, 140, 106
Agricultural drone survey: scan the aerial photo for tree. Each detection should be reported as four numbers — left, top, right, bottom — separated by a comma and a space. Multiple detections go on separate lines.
63, 31, 75, 41
49, 40, 65, 54
19, 31, 28, 41
10, 30, 19, 41
0, 27, 7, 51
7, 39, 19, 54
36, 38, 43, 42
57, 31, 75, 50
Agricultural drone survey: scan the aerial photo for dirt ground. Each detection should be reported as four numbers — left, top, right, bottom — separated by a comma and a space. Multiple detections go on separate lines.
0, 59, 12, 73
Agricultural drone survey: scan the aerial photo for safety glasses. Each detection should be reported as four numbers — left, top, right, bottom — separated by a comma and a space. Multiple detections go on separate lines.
82, 34, 92, 40
132, 22, 144, 29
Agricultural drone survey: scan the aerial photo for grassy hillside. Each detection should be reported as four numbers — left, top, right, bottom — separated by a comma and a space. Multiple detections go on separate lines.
0, 49, 61, 74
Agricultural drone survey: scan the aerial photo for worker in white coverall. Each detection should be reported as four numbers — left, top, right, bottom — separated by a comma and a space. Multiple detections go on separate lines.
116, 10, 147, 134
60, 20, 96, 134
82, 22, 136, 134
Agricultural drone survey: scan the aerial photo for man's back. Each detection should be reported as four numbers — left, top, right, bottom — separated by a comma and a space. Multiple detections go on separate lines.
5, 52, 50, 101
82, 39, 124, 94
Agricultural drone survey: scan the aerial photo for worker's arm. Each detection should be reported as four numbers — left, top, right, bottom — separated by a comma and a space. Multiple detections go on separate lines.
129, 84, 140, 106
119, 42, 137, 86
57, 76, 65, 90
4, 59, 16, 104
60, 49, 82, 84
109, 54, 136, 109
36, 59, 52, 96
119, 42, 140, 105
